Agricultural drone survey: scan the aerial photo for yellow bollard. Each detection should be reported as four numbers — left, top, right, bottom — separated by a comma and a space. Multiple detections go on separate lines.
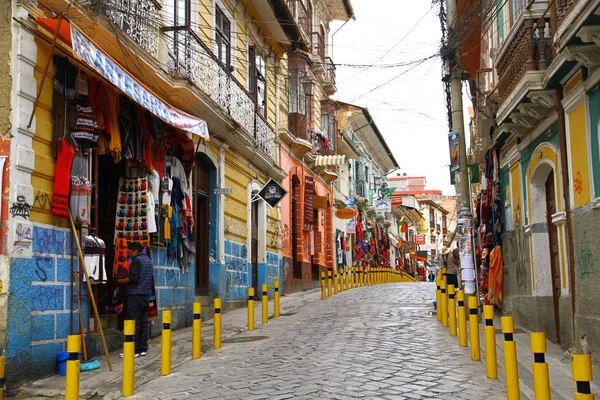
320, 272, 326, 299
531, 332, 550, 400
448, 285, 457, 337
0, 355, 4, 400
261, 284, 268, 324
501, 316, 520, 399
468, 296, 481, 361
65, 334, 80, 400
214, 298, 222, 349
192, 302, 202, 359
274, 280, 280, 318
436, 273, 441, 322
327, 270, 332, 297
161, 310, 172, 376
572, 354, 594, 400
344, 268, 349, 291
248, 287, 255, 331
457, 290, 468, 347
334, 271, 339, 295
122, 320, 135, 397
440, 276, 448, 328
483, 305, 498, 379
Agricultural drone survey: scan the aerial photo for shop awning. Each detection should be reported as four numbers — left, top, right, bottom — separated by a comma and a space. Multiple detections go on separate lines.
37, 18, 210, 140
314, 155, 346, 166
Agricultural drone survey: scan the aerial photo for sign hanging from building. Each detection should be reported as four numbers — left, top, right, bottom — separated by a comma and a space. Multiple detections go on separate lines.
415, 234, 426, 245
257, 179, 288, 208
391, 197, 403, 206
374, 200, 391, 213
303, 176, 315, 231
313, 195, 328, 209
335, 208, 357, 219
70, 25, 210, 139
346, 217, 356, 234
448, 129, 460, 172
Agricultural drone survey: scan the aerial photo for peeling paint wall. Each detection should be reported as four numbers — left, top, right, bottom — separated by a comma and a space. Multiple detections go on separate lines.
0, 0, 12, 357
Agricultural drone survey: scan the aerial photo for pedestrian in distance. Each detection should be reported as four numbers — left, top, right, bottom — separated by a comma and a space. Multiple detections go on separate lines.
439, 246, 460, 287
116, 242, 154, 358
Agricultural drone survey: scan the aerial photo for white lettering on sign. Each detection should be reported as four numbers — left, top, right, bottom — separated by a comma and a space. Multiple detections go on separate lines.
214, 188, 233, 195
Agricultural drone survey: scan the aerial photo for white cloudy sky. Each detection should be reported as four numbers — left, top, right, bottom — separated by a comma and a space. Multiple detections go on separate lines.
331, 0, 459, 195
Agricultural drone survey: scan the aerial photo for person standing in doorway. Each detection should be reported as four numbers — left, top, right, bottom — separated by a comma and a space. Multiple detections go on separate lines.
116, 242, 154, 357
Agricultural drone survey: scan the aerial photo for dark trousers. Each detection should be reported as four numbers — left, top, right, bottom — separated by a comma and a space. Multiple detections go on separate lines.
446, 273, 459, 287
126, 294, 149, 353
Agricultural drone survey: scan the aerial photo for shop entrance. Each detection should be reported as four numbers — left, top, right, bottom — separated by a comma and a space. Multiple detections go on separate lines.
194, 155, 211, 296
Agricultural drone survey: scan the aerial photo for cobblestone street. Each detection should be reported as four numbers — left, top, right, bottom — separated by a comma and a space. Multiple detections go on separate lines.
131, 282, 506, 399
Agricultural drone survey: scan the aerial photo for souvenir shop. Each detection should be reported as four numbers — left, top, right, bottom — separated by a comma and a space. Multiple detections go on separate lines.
473, 149, 504, 306
352, 206, 392, 270
45, 25, 209, 330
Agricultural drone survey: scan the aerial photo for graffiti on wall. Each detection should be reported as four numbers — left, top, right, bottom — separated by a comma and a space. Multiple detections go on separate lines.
32, 286, 61, 310
33, 190, 52, 211
574, 171, 584, 195
577, 231, 598, 279
10, 195, 31, 219
13, 221, 33, 255
503, 230, 529, 288
267, 219, 291, 254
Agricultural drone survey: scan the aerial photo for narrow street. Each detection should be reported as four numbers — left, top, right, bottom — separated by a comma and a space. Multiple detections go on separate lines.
130, 283, 506, 400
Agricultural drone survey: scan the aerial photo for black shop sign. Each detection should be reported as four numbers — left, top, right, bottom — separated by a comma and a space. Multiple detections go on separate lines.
257, 179, 288, 208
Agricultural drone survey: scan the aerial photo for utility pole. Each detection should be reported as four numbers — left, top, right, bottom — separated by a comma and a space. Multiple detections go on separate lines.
446, 0, 477, 295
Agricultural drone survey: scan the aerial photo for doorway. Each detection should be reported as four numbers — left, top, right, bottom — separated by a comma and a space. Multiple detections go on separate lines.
251, 194, 259, 292
194, 157, 210, 296
292, 178, 302, 279
545, 172, 561, 344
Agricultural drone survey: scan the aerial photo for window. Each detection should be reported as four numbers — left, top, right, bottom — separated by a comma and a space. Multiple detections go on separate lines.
249, 45, 266, 117
215, 6, 231, 67
164, 0, 192, 74
288, 69, 306, 115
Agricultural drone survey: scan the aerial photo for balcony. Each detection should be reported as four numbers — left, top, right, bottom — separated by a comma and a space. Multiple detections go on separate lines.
81, 0, 160, 59
323, 57, 337, 95
311, 32, 325, 62
167, 29, 274, 159
495, 16, 552, 105
288, 0, 312, 39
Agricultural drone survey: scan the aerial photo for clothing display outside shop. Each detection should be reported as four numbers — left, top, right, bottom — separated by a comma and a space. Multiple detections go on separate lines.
48, 54, 198, 322
353, 206, 392, 270
474, 148, 504, 306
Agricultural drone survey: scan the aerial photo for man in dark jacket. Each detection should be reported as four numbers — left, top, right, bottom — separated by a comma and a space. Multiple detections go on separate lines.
116, 242, 154, 357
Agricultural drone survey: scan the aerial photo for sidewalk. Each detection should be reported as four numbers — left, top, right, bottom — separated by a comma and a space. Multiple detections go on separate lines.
9, 288, 324, 400
476, 313, 600, 400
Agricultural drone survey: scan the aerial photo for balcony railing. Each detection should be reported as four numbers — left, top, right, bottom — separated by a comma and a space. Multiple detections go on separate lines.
556, 0, 576, 25
167, 29, 274, 159
288, 0, 312, 39
324, 57, 336, 86
82, 0, 161, 59
312, 32, 325, 62
495, 17, 552, 104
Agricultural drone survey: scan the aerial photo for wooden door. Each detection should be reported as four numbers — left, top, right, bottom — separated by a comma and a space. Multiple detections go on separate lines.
194, 161, 210, 295
251, 197, 259, 292
545, 172, 561, 343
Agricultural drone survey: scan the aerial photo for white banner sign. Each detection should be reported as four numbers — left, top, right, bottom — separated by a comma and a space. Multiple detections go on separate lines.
71, 26, 210, 139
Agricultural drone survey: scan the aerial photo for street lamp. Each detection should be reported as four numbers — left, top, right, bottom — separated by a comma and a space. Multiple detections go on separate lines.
302, 79, 316, 97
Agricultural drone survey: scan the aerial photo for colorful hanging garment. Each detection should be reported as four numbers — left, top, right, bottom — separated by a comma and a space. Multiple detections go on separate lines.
51, 138, 75, 218
113, 176, 151, 275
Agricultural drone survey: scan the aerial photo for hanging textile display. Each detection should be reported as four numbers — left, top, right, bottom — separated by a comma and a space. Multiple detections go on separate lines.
114, 176, 151, 275
51, 138, 75, 218
82, 235, 107, 283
